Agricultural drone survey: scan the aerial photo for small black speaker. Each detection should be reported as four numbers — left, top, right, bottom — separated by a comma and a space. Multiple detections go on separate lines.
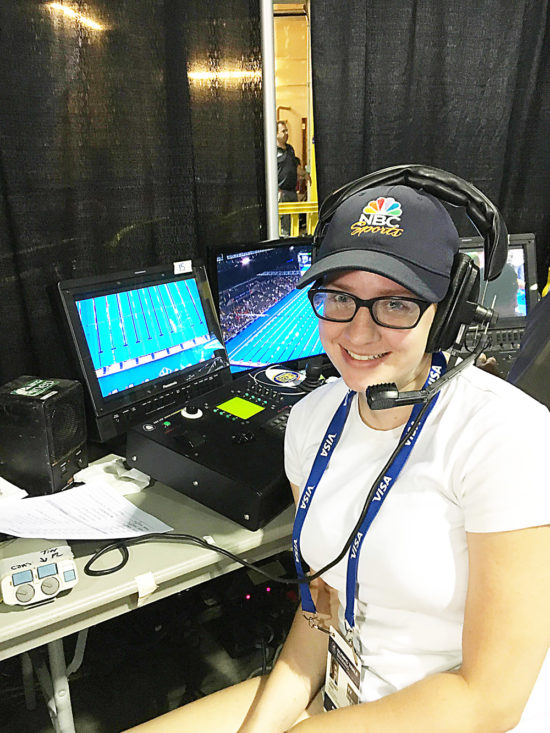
0, 376, 88, 495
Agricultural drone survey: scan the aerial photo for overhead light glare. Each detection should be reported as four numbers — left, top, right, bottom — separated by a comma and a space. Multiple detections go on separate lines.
188, 69, 262, 82
47, 3, 105, 31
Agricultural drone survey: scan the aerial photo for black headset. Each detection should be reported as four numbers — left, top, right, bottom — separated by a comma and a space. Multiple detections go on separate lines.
312, 164, 509, 353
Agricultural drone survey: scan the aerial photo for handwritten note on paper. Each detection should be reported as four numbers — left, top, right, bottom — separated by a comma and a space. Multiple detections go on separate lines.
0, 483, 173, 539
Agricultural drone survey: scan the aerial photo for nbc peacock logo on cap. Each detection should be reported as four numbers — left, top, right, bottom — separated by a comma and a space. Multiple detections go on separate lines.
351, 197, 404, 238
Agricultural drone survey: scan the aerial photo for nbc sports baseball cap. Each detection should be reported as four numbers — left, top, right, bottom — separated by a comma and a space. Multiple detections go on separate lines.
297, 185, 460, 302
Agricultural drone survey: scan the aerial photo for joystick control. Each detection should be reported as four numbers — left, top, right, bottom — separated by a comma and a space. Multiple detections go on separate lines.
300, 357, 324, 392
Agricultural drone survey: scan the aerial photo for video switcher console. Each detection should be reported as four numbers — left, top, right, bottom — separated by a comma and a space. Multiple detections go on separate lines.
126, 371, 308, 530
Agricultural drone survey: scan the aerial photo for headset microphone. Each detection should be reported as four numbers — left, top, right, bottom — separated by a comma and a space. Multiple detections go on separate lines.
367, 383, 431, 410
366, 347, 479, 410
367, 303, 496, 411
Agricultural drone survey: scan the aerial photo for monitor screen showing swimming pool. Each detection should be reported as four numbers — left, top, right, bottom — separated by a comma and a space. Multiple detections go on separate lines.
213, 238, 325, 373
58, 262, 230, 441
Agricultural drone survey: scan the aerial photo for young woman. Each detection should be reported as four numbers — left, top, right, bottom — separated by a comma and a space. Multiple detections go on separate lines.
127, 183, 550, 732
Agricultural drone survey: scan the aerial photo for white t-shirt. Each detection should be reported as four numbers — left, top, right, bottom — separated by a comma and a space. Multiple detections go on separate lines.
284, 364, 550, 731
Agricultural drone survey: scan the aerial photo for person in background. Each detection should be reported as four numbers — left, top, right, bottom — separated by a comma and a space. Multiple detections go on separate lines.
277, 120, 300, 236
126, 182, 550, 733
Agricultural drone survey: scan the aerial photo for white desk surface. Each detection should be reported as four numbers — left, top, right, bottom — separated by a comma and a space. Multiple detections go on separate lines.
0, 477, 294, 661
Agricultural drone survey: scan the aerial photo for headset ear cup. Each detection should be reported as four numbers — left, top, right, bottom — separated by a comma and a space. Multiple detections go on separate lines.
426, 253, 480, 352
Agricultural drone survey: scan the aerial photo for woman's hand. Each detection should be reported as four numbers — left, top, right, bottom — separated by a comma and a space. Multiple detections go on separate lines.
475, 352, 502, 377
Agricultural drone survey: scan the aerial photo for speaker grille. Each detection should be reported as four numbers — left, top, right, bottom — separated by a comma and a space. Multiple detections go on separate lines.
49, 401, 86, 461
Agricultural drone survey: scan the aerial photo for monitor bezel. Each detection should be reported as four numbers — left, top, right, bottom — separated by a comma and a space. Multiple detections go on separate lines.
58, 261, 229, 419
459, 232, 539, 329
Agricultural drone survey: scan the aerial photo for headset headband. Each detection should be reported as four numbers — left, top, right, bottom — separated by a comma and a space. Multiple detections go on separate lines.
316, 164, 508, 281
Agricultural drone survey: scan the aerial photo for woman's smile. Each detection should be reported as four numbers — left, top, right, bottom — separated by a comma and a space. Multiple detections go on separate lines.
318, 270, 436, 401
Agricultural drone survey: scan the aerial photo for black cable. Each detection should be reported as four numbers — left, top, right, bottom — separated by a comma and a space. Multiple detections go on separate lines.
84, 399, 433, 585
84, 532, 299, 583
85, 342, 487, 585
303, 393, 436, 583
84, 541, 129, 576
295, 338, 488, 584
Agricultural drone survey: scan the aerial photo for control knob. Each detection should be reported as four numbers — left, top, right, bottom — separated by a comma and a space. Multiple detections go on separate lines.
181, 405, 203, 419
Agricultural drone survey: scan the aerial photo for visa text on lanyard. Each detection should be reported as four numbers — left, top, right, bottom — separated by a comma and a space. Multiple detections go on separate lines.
292, 351, 447, 631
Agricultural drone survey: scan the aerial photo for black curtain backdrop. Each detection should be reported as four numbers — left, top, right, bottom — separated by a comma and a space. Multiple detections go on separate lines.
185, 1, 265, 250
0, 0, 264, 384
310, 0, 550, 284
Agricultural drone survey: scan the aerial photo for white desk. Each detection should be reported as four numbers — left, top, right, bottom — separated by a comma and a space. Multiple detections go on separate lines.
0, 475, 294, 732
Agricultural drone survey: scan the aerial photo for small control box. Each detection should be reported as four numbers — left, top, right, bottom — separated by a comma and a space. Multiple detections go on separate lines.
0, 539, 78, 606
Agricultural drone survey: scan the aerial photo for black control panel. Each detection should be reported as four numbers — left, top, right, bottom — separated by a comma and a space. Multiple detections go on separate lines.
96, 370, 229, 442
483, 328, 524, 376
126, 372, 307, 530
461, 326, 524, 378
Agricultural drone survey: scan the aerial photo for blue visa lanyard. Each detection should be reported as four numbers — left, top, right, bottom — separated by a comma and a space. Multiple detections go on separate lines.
292, 387, 356, 615
292, 351, 447, 625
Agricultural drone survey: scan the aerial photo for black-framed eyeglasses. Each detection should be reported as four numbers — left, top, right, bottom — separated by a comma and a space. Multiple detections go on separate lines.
308, 288, 432, 329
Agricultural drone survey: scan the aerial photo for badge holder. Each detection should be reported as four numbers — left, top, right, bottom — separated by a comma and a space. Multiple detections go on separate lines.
323, 625, 361, 711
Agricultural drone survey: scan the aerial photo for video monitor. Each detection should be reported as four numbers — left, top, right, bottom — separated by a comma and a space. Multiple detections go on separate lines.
211, 238, 324, 373
460, 233, 539, 327
58, 261, 230, 441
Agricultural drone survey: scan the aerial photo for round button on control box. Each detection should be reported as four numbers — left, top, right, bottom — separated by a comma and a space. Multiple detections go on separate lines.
15, 584, 36, 604
41, 576, 61, 596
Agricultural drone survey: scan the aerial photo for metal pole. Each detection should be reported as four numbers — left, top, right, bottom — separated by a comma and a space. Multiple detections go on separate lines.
260, 0, 279, 239
48, 639, 76, 733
